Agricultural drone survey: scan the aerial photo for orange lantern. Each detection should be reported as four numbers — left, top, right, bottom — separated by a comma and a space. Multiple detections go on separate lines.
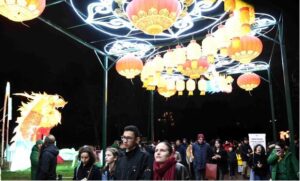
237, 72, 261, 91
126, 0, 182, 35
228, 35, 263, 64
0, 0, 46, 22
116, 54, 143, 79
182, 57, 209, 79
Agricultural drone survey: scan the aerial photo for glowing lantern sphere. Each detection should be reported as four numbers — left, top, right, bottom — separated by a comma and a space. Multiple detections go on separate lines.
176, 79, 185, 95
116, 54, 143, 79
158, 87, 176, 98
228, 35, 263, 64
126, 0, 182, 35
237, 72, 261, 91
186, 79, 195, 96
186, 40, 201, 60
0, 0, 46, 22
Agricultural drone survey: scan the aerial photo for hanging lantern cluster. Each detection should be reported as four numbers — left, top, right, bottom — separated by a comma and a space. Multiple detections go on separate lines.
237, 72, 261, 91
126, 0, 182, 35
0, 0, 46, 22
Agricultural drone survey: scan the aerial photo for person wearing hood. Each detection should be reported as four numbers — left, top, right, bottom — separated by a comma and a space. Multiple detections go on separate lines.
30, 140, 43, 180
36, 134, 59, 180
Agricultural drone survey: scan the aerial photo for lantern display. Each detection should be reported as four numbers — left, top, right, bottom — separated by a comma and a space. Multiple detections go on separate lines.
224, 0, 235, 12
173, 45, 187, 72
213, 25, 230, 56
186, 79, 195, 95
176, 79, 185, 95
182, 57, 209, 79
186, 40, 201, 60
126, 0, 182, 35
163, 50, 176, 74
198, 78, 207, 95
116, 54, 143, 79
202, 34, 218, 64
228, 35, 263, 64
0, 0, 46, 22
158, 86, 176, 98
237, 72, 261, 91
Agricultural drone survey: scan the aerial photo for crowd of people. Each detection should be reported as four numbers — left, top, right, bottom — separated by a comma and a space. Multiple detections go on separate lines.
30, 125, 299, 180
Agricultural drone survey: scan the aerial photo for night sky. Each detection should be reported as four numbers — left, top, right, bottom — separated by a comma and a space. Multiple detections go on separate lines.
0, 0, 298, 149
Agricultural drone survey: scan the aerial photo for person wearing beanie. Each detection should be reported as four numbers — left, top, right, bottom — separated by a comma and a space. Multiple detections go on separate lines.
192, 133, 212, 180
30, 140, 43, 180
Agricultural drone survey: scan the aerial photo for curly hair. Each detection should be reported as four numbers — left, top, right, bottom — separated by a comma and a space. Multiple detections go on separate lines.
77, 145, 96, 166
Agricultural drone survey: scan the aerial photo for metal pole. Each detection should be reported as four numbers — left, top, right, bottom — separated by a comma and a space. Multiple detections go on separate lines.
102, 56, 108, 166
267, 69, 277, 142
278, 15, 295, 154
149, 91, 154, 142
1, 90, 8, 167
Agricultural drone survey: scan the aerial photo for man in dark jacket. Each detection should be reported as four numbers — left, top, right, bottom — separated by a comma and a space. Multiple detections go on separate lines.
114, 125, 153, 180
241, 137, 252, 179
192, 133, 212, 180
36, 135, 59, 180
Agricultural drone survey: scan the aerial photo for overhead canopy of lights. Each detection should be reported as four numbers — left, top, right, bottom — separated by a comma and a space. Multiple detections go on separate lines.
69, 0, 276, 98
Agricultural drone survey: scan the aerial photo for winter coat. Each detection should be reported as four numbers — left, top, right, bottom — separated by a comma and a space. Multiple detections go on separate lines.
30, 144, 40, 180
241, 143, 252, 162
175, 163, 190, 180
114, 146, 153, 180
192, 142, 211, 170
228, 151, 237, 167
249, 153, 268, 177
73, 163, 101, 180
210, 148, 228, 174
267, 149, 299, 180
36, 144, 59, 180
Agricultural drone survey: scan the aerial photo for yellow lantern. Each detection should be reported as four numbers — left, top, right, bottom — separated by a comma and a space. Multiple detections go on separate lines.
186, 79, 195, 96
0, 0, 45, 22
224, 0, 235, 12
186, 40, 202, 60
158, 87, 176, 98
198, 78, 206, 95
152, 55, 165, 77
176, 79, 185, 95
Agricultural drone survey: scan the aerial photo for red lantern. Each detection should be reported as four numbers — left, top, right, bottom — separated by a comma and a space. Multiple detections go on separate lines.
228, 35, 263, 64
116, 54, 143, 79
126, 0, 181, 35
237, 72, 261, 91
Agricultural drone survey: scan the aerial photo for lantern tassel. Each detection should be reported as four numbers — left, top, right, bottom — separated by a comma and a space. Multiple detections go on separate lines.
21, 22, 30, 28
248, 91, 252, 96
131, 79, 134, 85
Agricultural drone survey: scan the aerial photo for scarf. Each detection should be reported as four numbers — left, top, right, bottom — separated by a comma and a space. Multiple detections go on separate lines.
153, 156, 177, 180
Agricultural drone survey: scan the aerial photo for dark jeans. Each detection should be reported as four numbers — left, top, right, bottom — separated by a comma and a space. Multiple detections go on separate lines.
194, 168, 205, 180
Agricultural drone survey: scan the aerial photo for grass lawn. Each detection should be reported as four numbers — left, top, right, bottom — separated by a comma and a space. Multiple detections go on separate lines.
1, 161, 74, 180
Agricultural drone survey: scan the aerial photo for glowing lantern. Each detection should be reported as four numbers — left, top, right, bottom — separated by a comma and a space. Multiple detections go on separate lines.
182, 57, 209, 79
280, 131, 290, 140
176, 79, 185, 95
173, 45, 186, 72
126, 0, 182, 35
152, 55, 165, 77
186, 79, 195, 96
237, 72, 261, 91
202, 34, 218, 64
213, 25, 230, 57
116, 54, 143, 79
167, 79, 176, 91
198, 78, 206, 95
225, 14, 242, 40
0, 0, 45, 22
158, 87, 176, 98
224, 0, 235, 12
186, 40, 201, 60
228, 35, 263, 64
163, 49, 176, 74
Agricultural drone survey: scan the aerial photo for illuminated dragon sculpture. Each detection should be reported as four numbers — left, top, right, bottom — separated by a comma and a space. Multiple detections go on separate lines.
8, 92, 67, 171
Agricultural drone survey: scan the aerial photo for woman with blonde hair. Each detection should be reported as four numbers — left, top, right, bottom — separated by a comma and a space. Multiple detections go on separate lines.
102, 147, 119, 180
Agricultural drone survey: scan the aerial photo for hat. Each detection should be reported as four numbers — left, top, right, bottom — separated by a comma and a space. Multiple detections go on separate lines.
36, 140, 43, 145
197, 133, 205, 139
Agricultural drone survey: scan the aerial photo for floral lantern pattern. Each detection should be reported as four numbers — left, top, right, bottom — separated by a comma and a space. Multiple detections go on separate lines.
126, 0, 182, 35
0, 0, 46, 22
237, 72, 261, 91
